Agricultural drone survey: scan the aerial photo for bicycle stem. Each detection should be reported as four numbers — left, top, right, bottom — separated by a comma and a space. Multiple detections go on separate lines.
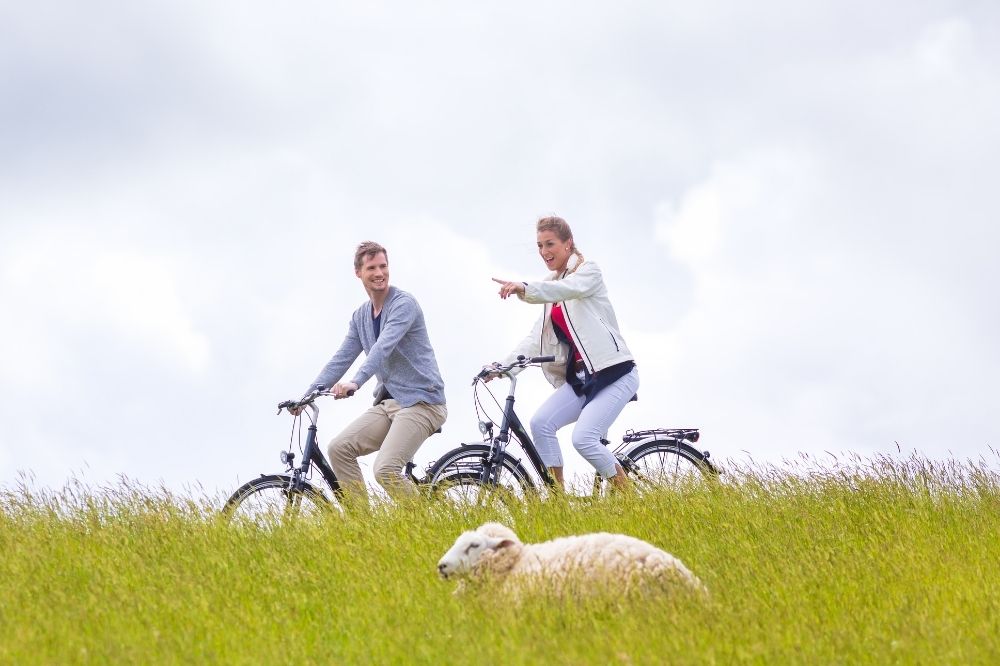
303, 402, 319, 427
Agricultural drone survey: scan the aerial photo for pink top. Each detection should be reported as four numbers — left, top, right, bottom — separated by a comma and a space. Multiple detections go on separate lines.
550, 303, 583, 363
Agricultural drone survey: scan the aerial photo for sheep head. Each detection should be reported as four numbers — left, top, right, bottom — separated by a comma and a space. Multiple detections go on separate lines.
437, 524, 521, 580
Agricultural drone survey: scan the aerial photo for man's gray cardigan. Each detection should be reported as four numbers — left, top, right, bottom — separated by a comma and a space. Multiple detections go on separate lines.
308, 286, 446, 407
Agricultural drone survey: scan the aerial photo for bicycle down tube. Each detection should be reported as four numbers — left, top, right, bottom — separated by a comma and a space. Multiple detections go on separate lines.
294, 402, 340, 493
486, 357, 555, 487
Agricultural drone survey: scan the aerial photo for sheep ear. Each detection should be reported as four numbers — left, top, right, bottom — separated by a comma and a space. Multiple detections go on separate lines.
485, 537, 514, 550
485, 536, 515, 551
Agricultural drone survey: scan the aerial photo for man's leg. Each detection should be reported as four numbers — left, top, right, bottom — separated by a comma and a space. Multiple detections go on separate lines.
328, 403, 392, 501
372, 401, 447, 498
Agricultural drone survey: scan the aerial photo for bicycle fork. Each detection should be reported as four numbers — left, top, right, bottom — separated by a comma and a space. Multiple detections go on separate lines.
477, 377, 519, 486
479, 439, 509, 485
289, 409, 340, 495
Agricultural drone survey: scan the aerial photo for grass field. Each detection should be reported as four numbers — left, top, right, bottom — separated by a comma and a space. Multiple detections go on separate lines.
2, 454, 999, 664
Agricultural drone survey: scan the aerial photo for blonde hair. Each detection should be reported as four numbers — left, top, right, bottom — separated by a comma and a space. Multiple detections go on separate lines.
536, 216, 584, 274
354, 241, 387, 271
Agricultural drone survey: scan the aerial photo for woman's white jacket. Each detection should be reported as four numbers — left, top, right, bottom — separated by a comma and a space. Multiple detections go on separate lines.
503, 254, 634, 389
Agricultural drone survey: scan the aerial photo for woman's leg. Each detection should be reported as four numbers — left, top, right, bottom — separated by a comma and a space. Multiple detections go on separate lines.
571, 367, 641, 480
529, 383, 585, 483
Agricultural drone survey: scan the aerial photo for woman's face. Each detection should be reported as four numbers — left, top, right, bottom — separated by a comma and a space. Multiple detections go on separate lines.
537, 230, 573, 273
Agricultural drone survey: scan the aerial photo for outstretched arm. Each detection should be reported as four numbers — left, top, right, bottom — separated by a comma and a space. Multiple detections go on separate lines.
522, 261, 602, 303
492, 277, 525, 300
492, 262, 603, 305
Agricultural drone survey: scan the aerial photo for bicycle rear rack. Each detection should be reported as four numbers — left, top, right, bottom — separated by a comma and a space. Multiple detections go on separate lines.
622, 428, 700, 443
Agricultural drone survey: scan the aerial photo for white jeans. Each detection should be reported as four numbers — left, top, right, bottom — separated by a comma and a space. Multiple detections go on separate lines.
529, 367, 640, 478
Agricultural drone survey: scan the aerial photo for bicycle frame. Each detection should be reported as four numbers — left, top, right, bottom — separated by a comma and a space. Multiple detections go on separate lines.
287, 402, 340, 494
481, 369, 555, 488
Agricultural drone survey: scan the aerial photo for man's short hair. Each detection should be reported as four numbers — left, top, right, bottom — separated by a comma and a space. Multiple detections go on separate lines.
354, 241, 388, 271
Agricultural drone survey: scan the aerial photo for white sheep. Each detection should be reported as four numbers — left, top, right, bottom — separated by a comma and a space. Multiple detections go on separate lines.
437, 522, 707, 597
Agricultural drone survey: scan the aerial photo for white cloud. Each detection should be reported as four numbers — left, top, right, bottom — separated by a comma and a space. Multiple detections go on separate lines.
1, 231, 211, 385
649, 142, 998, 461
915, 17, 974, 75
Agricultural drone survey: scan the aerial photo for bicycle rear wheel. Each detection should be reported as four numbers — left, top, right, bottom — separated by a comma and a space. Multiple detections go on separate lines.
223, 474, 335, 524
427, 445, 534, 509
621, 439, 716, 490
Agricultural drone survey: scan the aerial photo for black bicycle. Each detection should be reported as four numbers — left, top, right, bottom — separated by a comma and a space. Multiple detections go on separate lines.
421, 355, 717, 505
223, 389, 351, 522
222, 388, 462, 521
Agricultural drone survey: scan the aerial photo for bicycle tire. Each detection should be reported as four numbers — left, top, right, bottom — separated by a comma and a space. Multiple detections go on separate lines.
223, 474, 335, 524
620, 439, 716, 489
427, 444, 534, 506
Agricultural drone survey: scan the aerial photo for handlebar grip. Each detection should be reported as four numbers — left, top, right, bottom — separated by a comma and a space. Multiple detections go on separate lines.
531, 355, 556, 363
277, 399, 298, 415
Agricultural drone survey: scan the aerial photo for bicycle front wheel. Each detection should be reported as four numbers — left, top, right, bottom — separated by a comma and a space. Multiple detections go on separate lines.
427, 445, 534, 508
223, 474, 335, 524
622, 439, 716, 490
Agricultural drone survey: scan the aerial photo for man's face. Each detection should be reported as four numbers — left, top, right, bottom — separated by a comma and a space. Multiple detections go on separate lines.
356, 252, 389, 294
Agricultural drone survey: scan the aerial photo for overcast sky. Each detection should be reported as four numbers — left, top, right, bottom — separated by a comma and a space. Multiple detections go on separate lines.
2, 1, 998, 496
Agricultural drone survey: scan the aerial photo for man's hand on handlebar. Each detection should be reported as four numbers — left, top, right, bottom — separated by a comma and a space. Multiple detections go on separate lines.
331, 382, 358, 399
278, 396, 310, 416
279, 382, 357, 416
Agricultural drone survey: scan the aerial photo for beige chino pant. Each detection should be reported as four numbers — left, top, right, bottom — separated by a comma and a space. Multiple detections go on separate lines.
327, 399, 447, 500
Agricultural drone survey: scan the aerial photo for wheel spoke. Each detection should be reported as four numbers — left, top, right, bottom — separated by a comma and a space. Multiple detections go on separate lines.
429, 449, 532, 516
224, 476, 335, 525
622, 442, 710, 492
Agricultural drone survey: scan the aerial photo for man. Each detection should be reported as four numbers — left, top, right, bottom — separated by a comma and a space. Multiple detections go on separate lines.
297, 241, 447, 503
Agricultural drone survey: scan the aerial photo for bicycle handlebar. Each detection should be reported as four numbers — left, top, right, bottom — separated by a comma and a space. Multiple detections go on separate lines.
473, 355, 556, 384
277, 386, 355, 414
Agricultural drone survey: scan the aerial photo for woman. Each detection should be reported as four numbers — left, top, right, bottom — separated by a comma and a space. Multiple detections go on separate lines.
489, 216, 638, 490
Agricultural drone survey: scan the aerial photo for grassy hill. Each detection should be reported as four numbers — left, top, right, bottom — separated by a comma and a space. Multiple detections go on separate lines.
2, 454, 998, 664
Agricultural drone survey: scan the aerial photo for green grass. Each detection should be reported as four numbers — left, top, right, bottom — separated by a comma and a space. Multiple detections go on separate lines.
2, 454, 1000, 664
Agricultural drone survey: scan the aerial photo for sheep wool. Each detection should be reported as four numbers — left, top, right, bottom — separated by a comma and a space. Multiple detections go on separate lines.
437, 522, 707, 596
